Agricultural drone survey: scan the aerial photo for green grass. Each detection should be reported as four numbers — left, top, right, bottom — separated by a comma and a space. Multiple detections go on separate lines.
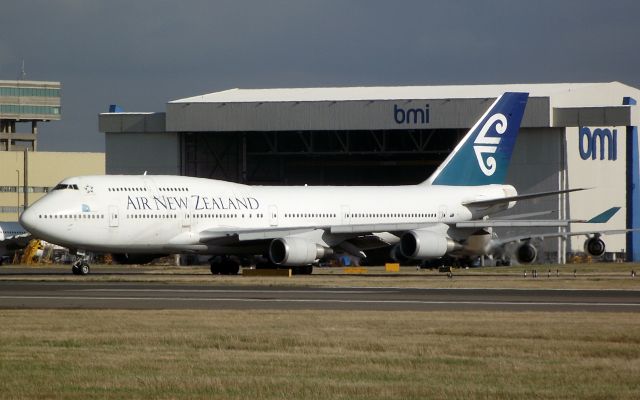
0, 310, 639, 399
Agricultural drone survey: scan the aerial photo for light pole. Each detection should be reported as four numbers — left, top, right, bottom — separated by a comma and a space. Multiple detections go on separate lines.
15, 169, 20, 219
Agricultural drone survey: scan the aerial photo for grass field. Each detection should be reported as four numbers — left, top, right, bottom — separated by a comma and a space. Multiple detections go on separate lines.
0, 310, 639, 399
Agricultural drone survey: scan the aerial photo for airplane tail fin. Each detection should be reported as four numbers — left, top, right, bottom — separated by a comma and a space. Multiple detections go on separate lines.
425, 92, 529, 186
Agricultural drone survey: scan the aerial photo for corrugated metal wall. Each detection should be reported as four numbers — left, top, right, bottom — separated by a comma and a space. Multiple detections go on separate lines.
167, 97, 550, 132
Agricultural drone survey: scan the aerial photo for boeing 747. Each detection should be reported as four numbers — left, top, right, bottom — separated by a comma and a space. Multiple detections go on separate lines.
18, 93, 621, 274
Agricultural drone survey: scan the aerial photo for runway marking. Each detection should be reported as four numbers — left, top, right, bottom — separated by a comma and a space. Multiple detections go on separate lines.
73, 287, 640, 295
345, 286, 640, 292
81, 289, 381, 294
1, 295, 639, 308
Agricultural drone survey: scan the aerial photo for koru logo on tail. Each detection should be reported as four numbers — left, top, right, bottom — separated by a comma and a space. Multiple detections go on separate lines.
473, 113, 507, 176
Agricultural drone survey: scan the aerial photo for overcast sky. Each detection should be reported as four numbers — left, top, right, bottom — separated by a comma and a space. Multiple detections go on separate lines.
1, 0, 639, 152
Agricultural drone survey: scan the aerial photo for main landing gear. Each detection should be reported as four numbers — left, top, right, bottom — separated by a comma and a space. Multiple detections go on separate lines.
255, 260, 314, 275
208, 256, 314, 276
210, 257, 240, 275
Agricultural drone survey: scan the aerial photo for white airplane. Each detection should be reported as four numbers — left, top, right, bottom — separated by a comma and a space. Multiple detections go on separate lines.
18, 92, 620, 275
0, 222, 30, 265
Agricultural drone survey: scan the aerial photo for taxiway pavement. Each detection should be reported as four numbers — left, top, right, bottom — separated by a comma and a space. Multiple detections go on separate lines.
0, 281, 638, 312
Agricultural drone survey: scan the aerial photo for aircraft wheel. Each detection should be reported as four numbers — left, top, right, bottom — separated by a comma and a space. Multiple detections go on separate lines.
227, 263, 240, 275
222, 259, 239, 275
80, 263, 90, 275
210, 262, 221, 275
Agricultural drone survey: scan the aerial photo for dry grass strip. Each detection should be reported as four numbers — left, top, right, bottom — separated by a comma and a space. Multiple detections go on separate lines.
0, 310, 639, 399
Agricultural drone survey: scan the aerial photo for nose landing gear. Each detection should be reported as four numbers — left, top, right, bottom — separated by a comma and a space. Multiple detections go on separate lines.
71, 258, 90, 275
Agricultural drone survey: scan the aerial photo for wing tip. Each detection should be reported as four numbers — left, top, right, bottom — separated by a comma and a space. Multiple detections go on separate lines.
586, 207, 621, 223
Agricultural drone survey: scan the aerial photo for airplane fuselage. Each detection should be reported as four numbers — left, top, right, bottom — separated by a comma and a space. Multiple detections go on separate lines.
20, 175, 515, 255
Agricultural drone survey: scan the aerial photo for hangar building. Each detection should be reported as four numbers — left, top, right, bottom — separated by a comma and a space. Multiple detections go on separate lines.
99, 82, 640, 262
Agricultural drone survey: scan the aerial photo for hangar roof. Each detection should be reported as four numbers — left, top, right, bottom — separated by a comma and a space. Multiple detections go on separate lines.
101, 82, 640, 133
170, 82, 628, 104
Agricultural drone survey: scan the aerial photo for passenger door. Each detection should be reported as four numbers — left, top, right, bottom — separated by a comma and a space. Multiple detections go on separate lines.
182, 211, 191, 230
108, 206, 119, 228
438, 205, 447, 222
269, 205, 278, 227
341, 205, 350, 225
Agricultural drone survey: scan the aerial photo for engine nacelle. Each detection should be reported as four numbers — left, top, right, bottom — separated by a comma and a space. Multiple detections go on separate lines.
390, 244, 410, 263
584, 237, 606, 257
269, 237, 331, 266
515, 242, 537, 264
399, 230, 458, 259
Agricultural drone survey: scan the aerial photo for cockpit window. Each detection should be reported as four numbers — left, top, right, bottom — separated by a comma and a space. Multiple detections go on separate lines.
52, 183, 79, 191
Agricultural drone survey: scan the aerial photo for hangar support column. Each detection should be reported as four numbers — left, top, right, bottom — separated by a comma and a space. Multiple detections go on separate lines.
624, 96, 640, 261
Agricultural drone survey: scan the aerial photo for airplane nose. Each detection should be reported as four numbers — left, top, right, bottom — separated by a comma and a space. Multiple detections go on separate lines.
19, 206, 38, 233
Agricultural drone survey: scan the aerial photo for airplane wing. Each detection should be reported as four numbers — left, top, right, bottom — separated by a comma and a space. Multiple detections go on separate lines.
195, 222, 437, 244
177, 223, 407, 263
0, 221, 32, 251
199, 226, 315, 242
0, 232, 32, 251
192, 207, 620, 248
183, 207, 621, 263
457, 220, 570, 228
493, 228, 633, 247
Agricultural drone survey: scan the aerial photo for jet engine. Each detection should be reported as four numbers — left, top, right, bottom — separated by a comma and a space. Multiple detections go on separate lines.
269, 237, 332, 266
515, 242, 537, 264
584, 236, 606, 257
399, 230, 459, 259
390, 244, 410, 263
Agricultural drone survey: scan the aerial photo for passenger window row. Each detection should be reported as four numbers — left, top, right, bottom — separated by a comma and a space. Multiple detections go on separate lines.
192, 213, 264, 219
347, 212, 437, 218
279, 212, 437, 219
127, 214, 178, 219
108, 187, 147, 192
284, 213, 336, 218
124, 213, 266, 219
39, 214, 104, 219
158, 187, 188, 192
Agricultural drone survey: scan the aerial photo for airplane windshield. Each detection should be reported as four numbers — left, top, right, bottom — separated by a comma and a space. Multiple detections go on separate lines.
52, 183, 79, 191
